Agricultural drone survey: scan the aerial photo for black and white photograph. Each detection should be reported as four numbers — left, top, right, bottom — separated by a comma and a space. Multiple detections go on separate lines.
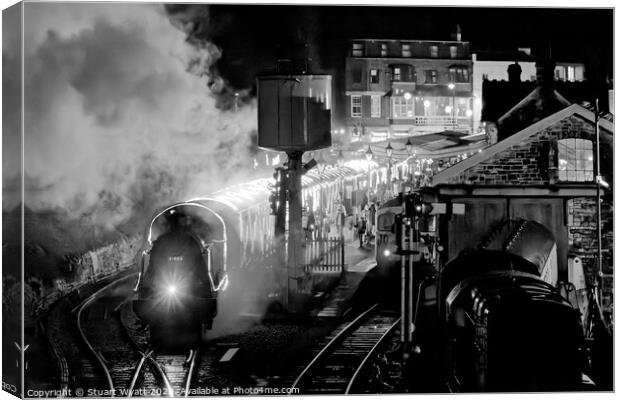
1, 1, 615, 397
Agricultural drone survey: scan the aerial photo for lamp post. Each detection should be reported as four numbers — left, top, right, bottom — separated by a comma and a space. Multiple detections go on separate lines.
448, 83, 456, 127
365, 146, 373, 206
386, 142, 393, 199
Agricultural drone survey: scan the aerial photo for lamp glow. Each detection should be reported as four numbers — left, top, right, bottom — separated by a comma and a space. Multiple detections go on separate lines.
167, 285, 177, 295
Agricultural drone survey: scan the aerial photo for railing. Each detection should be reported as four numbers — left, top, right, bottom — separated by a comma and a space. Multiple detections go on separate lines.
303, 236, 345, 274
413, 116, 471, 127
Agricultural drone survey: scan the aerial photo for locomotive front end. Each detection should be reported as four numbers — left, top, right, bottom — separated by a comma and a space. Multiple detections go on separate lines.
132, 203, 228, 349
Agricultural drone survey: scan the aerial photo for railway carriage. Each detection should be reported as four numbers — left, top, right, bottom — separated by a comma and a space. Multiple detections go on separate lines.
131, 160, 395, 348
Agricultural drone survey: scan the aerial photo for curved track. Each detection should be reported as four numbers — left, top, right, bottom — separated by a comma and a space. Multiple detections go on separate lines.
291, 304, 400, 394
74, 274, 202, 397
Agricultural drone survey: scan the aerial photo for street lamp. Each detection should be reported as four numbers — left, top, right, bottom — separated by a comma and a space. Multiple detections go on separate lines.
386, 142, 394, 158
405, 138, 413, 155
386, 142, 394, 198
365, 146, 373, 205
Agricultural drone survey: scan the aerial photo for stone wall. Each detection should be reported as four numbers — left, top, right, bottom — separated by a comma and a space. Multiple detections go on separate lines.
35, 235, 142, 315
448, 115, 600, 186
568, 197, 614, 311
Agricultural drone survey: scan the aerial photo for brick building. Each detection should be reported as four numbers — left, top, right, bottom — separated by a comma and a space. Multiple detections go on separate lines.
343, 31, 475, 143
431, 104, 613, 313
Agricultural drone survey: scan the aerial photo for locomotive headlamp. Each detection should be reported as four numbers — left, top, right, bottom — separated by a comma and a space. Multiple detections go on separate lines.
167, 285, 177, 295
383, 249, 391, 257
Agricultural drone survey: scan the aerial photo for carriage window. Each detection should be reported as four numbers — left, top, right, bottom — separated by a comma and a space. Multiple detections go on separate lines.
378, 212, 396, 231
557, 138, 594, 181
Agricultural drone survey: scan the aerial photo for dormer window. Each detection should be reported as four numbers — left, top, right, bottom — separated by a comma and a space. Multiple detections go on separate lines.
557, 138, 594, 181
381, 43, 388, 57
402, 44, 412, 57
352, 42, 364, 57
430, 45, 439, 58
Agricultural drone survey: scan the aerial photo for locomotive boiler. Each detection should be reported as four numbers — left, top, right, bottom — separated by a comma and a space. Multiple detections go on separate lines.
374, 191, 589, 392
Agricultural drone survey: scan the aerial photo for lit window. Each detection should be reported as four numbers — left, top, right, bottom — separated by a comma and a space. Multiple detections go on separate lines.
557, 139, 594, 181
392, 96, 415, 118
393, 67, 401, 81
449, 67, 469, 82
352, 42, 364, 57
449, 46, 457, 59
370, 69, 380, 84
425, 70, 438, 84
567, 66, 575, 82
381, 43, 388, 57
351, 95, 362, 117
430, 45, 438, 58
402, 44, 411, 57
371, 96, 381, 118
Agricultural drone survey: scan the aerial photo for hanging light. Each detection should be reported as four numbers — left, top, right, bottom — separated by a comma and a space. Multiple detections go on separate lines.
365, 146, 374, 162
405, 138, 413, 155
386, 142, 393, 158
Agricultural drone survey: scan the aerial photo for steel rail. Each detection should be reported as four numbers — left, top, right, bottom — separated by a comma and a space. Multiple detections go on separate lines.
74, 274, 137, 395
183, 349, 200, 397
127, 351, 150, 397
290, 303, 379, 390
345, 317, 401, 394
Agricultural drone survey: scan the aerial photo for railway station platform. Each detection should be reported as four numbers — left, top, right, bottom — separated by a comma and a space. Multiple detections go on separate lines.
312, 223, 376, 318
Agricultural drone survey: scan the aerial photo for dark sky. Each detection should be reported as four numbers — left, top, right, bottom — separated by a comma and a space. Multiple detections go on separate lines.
169, 5, 614, 90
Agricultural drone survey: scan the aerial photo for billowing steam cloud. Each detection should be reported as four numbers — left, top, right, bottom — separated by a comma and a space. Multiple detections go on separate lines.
5, 3, 257, 235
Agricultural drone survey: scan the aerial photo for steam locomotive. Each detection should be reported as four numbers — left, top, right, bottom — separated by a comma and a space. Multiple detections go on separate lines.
132, 202, 228, 349
373, 192, 590, 392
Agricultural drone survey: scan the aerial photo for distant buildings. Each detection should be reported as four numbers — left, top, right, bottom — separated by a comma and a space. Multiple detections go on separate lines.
343, 29, 475, 143
340, 31, 591, 145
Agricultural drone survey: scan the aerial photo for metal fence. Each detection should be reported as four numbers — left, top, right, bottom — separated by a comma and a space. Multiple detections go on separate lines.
303, 236, 345, 274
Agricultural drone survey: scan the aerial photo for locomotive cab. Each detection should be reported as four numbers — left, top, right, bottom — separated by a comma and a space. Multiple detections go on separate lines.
133, 203, 228, 348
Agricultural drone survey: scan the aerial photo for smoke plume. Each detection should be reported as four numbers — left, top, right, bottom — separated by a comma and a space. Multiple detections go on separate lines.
5, 3, 258, 235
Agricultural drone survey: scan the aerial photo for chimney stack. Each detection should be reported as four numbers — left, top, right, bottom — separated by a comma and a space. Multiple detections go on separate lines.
451, 24, 462, 41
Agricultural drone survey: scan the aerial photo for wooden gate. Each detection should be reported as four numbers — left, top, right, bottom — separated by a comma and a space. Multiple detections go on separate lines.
303, 236, 345, 274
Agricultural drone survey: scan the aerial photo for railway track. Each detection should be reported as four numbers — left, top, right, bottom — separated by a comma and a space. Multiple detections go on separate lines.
291, 303, 400, 395
75, 274, 201, 397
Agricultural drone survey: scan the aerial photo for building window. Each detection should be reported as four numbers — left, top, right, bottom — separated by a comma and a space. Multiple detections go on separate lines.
352, 67, 362, 83
351, 95, 362, 117
567, 66, 575, 82
393, 67, 401, 81
392, 96, 415, 118
402, 44, 411, 57
449, 46, 457, 59
558, 139, 594, 181
425, 70, 438, 84
381, 43, 388, 57
430, 45, 438, 58
450, 67, 470, 82
371, 96, 381, 118
352, 42, 364, 57
370, 69, 380, 84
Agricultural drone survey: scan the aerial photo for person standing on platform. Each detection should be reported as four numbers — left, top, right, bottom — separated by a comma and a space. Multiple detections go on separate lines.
356, 217, 367, 248
368, 202, 376, 242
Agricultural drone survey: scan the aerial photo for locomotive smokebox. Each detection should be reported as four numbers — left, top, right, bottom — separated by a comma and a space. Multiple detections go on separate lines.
257, 75, 332, 152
